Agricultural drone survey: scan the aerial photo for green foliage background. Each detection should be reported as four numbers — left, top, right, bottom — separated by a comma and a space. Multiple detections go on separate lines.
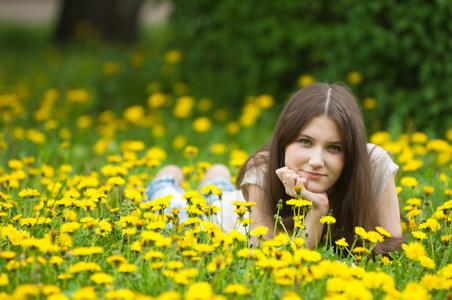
168, 0, 452, 136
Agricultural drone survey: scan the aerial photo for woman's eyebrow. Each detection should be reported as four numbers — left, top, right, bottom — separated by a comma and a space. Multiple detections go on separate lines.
299, 133, 342, 144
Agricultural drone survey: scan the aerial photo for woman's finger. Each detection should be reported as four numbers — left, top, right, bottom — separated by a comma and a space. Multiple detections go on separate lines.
275, 167, 302, 197
296, 178, 329, 212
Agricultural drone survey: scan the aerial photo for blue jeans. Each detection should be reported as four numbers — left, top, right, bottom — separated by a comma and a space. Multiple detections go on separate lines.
143, 174, 236, 222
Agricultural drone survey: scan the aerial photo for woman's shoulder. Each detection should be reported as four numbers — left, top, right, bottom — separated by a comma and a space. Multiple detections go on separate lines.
367, 143, 389, 162
251, 150, 269, 162
366, 143, 399, 199
367, 142, 398, 166
241, 151, 269, 187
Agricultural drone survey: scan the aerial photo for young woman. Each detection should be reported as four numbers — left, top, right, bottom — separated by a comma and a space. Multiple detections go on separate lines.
145, 83, 402, 253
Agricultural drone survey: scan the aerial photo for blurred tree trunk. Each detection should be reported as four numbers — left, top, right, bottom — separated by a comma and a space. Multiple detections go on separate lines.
54, 0, 143, 44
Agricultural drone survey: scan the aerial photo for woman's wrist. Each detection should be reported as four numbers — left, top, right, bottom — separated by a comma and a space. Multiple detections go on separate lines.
311, 204, 329, 216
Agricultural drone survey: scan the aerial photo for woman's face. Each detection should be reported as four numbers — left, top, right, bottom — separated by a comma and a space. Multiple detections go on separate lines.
284, 115, 345, 193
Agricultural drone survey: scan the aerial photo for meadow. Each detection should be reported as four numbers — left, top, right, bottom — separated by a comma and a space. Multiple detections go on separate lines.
0, 25, 452, 299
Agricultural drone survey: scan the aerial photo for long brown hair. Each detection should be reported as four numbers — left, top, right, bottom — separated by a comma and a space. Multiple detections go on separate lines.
237, 82, 401, 253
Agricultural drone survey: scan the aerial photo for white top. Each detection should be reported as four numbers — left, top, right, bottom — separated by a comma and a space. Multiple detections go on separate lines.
211, 144, 399, 234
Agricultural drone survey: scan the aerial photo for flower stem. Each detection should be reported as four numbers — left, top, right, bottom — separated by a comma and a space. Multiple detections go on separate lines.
310, 209, 318, 249
429, 232, 435, 262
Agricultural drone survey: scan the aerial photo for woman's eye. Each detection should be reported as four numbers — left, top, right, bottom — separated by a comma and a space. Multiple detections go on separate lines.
328, 145, 342, 152
299, 139, 311, 145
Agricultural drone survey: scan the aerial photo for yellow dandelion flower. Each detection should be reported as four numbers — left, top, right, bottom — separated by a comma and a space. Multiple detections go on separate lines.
0, 273, 9, 287
406, 198, 422, 206
251, 226, 269, 237
167, 261, 185, 270
130, 241, 142, 253
400, 177, 419, 187
352, 247, 371, 255
19, 217, 37, 227
411, 132, 428, 143
293, 248, 322, 263
106, 255, 128, 265
60, 222, 81, 233
194, 244, 215, 253
224, 284, 250, 295
375, 226, 391, 237
241, 202, 256, 208
200, 184, 217, 195
183, 145, 198, 159
147, 92, 167, 108
56, 233, 73, 248
18, 188, 41, 198
441, 235, 451, 245
192, 117, 212, 133
143, 250, 164, 260
412, 231, 427, 240
402, 241, 426, 260
229, 149, 248, 167
402, 159, 423, 172
82, 246, 103, 256
418, 255, 435, 269
73, 287, 98, 300
381, 256, 391, 265
335, 238, 349, 248
90, 272, 114, 284
362, 97, 376, 110
49, 256, 64, 266
347, 71, 363, 85
165, 50, 182, 64
426, 139, 449, 152
69, 262, 102, 273
156, 291, 181, 300
233, 208, 248, 216
147, 221, 166, 230
366, 231, 384, 243
98, 220, 113, 232
185, 281, 212, 300
57, 273, 72, 280
406, 208, 422, 219
355, 226, 368, 239
423, 186, 434, 195
141, 231, 164, 242
418, 218, 441, 232
228, 230, 247, 242
117, 263, 138, 273
240, 219, 253, 226
320, 216, 336, 224
107, 176, 125, 186
286, 198, 312, 207
281, 291, 302, 300
298, 74, 314, 87
0, 251, 16, 260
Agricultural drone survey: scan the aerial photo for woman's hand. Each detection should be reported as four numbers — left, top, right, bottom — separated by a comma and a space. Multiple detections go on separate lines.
275, 166, 329, 214
275, 166, 301, 198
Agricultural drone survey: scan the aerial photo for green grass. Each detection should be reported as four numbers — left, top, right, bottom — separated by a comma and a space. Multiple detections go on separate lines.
0, 23, 451, 299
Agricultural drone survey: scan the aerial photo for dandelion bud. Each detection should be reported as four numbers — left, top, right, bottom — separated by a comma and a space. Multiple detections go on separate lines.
445, 189, 452, 197
294, 184, 302, 198
213, 188, 222, 198
441, 235, 451, 245
50, 229, 58, 239
277, 199, 283, 210
423, 186, 434, 195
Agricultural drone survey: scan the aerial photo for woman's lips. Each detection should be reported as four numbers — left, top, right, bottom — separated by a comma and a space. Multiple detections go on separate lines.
302, 171, 325, 179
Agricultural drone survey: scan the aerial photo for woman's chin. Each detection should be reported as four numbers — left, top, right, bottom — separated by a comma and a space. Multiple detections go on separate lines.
305, 183, 327, 194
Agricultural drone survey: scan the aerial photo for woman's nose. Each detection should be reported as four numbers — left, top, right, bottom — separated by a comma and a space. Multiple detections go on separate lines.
308, 151, 325, 168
